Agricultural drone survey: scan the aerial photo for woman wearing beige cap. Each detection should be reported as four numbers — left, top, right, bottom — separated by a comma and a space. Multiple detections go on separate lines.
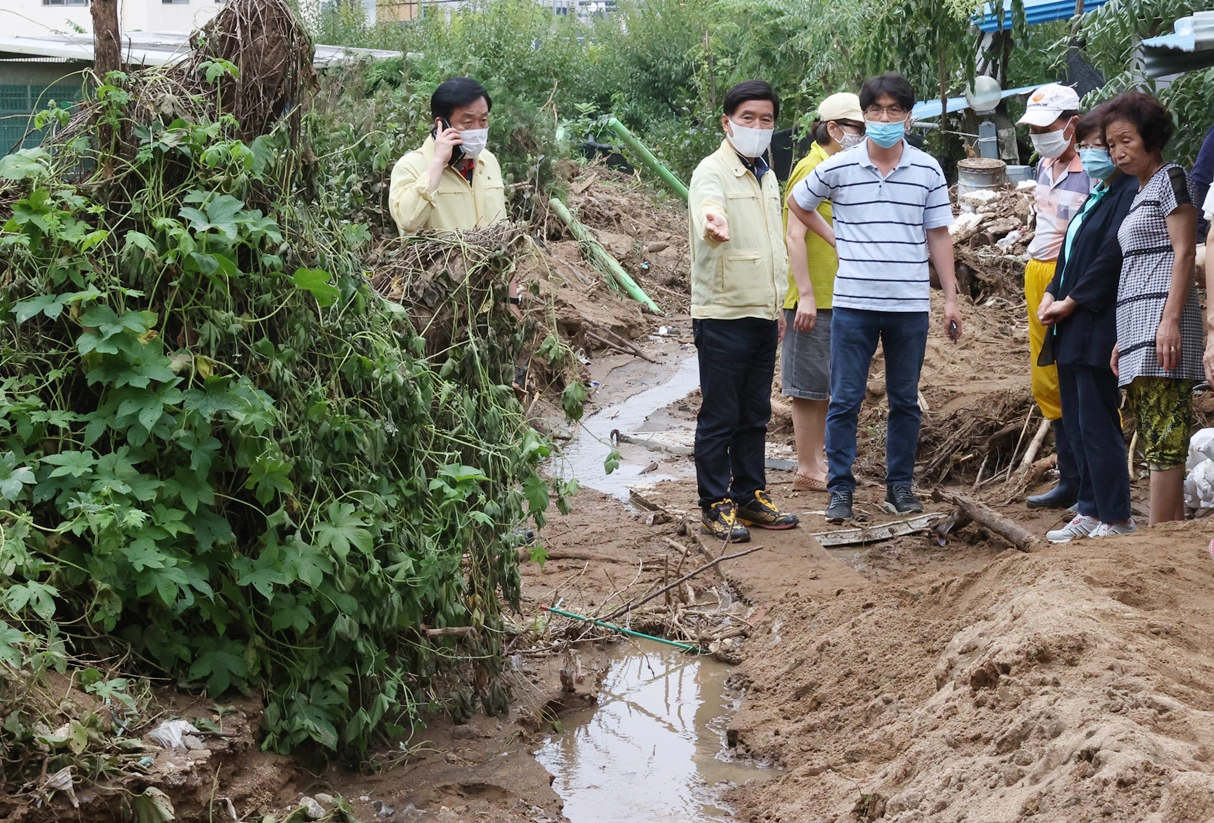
781, 92, 866, 492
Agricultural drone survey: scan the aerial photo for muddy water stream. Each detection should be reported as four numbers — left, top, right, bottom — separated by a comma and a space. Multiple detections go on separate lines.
535, 646, 771, 822
558, 355, 700, 500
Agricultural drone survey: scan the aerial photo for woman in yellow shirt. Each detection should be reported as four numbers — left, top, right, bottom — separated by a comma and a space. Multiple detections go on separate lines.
782, 93, 865, 491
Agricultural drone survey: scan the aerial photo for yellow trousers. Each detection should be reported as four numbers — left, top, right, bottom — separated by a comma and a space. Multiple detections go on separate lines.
1025, 258, 1062, 421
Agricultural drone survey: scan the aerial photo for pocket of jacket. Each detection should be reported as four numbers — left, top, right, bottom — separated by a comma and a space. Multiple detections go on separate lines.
719, 250, 770, 308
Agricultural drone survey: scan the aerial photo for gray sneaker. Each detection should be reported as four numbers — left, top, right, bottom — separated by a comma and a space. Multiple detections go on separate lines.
884, 485, 924, 515
825, 489, 854, 524
1089, 519, 1136, 538
1046, 514, 1099, 543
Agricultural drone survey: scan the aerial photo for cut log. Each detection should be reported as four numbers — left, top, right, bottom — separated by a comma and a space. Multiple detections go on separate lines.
932, 489, 1040, 552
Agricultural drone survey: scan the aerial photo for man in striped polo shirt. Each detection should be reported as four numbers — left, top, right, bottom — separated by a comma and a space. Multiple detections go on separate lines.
787, 72, 962, 523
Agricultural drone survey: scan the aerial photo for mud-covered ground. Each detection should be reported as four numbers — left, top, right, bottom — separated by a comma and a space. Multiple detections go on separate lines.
9, 166, 1213, 823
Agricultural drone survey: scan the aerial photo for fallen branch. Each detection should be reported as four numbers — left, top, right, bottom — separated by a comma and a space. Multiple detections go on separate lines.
602, 545, 764, 622
585, 329, 657, 363
423, 626, 477, 638
1018, 417, 1052, 471
932, 489, 1039, 551
517, 548, 631, 564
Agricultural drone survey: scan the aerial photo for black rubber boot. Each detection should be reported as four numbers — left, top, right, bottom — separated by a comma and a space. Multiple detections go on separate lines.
1026, 418, 1080, 509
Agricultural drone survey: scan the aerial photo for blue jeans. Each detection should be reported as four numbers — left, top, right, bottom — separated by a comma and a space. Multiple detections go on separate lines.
693, 318, 778, 510
826, 307, 929, 493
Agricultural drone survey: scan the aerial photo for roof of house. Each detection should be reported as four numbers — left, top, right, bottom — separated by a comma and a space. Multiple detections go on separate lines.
911, 84, 1039, 122
1141, 12, 1214, 77
975, 0, 1110, 33
0, 31, 401, 69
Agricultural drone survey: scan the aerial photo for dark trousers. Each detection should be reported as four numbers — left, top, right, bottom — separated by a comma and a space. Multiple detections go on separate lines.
826, 307, 929, 493
693, 318, 777, 510
1057, 363, 1132, 523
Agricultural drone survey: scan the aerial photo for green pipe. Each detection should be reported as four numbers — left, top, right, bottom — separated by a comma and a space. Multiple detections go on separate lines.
548, 197, 661, 314
604, 116, 689, 203
542, 605, 703, 654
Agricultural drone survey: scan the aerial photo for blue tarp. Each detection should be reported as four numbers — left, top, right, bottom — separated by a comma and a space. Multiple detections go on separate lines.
911, 84, 1040, 122
975, 0, 1110, 33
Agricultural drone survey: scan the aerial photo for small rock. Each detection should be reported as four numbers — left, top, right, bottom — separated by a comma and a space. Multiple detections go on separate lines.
372, 799, 396, 818
182, 735, 207, 751
315, 793, 336, 806
299, 796, 325, 820
1013, 749, 1036, 767
451, 725, 480, 740
1002, 765, 1025, 786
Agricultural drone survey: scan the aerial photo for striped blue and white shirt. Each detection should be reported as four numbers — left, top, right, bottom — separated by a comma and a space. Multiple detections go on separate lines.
791, 140, 953, 313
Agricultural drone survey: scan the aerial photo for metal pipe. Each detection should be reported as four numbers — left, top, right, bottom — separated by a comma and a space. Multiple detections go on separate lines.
541, 605, 704, 654
604, 116, 689, 203
548, 197, 661, 313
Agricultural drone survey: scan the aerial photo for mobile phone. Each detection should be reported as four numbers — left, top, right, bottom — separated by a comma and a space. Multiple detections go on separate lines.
431, 117, 465, 165
948, 319, 959, 343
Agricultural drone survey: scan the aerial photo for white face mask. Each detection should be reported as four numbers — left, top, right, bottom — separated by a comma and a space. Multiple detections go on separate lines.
459, 128, 489, 159
726, 119, 774, 159
1030, 125, 1071, 159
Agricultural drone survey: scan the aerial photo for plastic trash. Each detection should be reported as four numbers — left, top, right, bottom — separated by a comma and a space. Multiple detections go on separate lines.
1187, 428, 1214, 472
147, 719, 202, 750
1186, 458, 1214, 511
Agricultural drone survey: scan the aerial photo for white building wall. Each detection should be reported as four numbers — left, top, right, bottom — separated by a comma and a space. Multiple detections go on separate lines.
1, 0, 222, 38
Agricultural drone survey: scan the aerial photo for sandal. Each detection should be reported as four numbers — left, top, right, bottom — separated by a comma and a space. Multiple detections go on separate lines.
794, 472, 828, 492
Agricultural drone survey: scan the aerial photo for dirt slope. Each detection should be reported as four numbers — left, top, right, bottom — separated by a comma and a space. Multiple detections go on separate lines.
727, 521, 1214, 823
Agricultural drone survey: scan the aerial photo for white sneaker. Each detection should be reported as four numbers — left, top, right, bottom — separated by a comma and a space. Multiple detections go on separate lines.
1047, 515, 1100, 543
1089, 519, 1136, 538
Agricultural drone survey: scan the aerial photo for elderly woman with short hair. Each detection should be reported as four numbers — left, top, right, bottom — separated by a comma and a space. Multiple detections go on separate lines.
1106, 91, 1201, 525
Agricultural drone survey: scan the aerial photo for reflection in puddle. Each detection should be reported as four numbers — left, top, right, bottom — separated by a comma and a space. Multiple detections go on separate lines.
558, 356, 700, 500
535, 647, 771, 822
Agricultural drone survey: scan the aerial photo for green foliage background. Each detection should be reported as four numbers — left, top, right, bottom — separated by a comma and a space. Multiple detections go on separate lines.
306, 0, 1214, 181
0, 64, 564, 757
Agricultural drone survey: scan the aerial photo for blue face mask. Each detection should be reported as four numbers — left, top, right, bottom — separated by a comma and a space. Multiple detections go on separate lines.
1079, 147, 1116, 181
866, 120, 906, 149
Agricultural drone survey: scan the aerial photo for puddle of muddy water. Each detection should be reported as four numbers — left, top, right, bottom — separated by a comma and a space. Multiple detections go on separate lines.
535, 645, 771, 822
558, 355, 700, 500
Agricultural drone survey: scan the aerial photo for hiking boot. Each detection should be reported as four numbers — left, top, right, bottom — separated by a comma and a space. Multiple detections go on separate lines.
701, 500, 750, 543
1089, 519, 1136, 538
884, 485, 924, 515
736, 490, 800, 530
1046, 514, 1099, 543
825, 488, 854, 524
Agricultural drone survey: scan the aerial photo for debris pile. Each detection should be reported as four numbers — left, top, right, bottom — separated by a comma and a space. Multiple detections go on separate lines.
949, 185, 1036, 300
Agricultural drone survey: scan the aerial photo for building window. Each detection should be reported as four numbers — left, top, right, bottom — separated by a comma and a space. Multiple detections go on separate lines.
42, 0, 89, 6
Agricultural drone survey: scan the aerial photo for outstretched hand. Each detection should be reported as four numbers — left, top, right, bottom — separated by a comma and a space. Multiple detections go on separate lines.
704, 210, 730, 242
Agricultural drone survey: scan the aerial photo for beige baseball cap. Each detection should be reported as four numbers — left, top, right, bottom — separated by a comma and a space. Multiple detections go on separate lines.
1017, 83, 1081, 127
818, 92, 863, 123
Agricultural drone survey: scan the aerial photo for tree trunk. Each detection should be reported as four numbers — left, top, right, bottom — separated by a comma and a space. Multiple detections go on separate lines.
91, 0, 121, 80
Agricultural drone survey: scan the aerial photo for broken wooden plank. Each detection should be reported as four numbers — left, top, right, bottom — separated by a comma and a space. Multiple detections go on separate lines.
812, 512, 947, 548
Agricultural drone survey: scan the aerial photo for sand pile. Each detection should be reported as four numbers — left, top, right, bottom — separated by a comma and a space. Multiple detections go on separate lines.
728, 521, 1214, 823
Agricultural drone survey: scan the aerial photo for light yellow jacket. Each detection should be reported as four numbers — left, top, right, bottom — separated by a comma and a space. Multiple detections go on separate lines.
782, 141, 837, 310
388, 136, 507, 234
689, 139, 787, 321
